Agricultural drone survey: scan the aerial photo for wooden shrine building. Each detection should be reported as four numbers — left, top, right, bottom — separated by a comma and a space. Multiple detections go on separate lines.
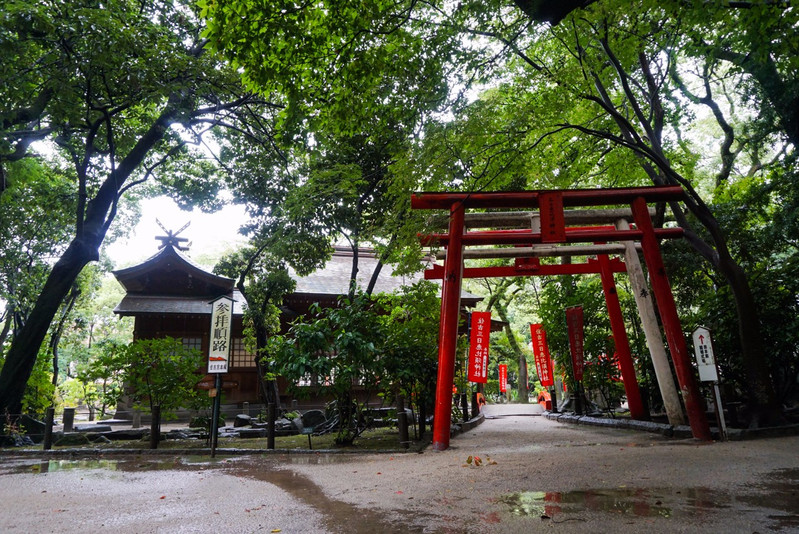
113, 242, 484, 417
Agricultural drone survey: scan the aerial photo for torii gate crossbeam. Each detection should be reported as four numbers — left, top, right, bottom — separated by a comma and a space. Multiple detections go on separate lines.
412, 186, 712, 450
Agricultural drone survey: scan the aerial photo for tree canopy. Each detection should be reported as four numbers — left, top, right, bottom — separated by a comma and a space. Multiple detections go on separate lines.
0, 0, 283, 419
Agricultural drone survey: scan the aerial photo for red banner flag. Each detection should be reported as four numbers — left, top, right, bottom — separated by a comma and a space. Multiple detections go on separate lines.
530, 323, 554, 387
566, 306, 585, 381
467, 311, 491, 383
499, 364, 508, 393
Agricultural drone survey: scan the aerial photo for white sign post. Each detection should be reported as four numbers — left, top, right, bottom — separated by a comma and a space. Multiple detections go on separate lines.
208, 295, 233, 456
692, 327, 727, 440
208, 296, 233, 374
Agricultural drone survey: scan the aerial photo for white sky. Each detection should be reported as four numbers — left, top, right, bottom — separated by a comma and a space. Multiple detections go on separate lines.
105, 196, 249, 269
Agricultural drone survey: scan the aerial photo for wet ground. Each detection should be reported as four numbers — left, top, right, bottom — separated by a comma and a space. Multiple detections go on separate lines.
1, 404, 798, 533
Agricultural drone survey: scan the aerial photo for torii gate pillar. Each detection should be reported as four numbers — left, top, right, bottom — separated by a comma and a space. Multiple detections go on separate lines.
432, 203, 465, 451
631, 198, 711, 440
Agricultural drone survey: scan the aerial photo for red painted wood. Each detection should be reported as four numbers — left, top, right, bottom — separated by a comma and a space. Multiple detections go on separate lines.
411, 186, 685, 209
631, 197, 711, 440
432, 202, 465, 451
421, 227, 683, 247
598, 254, 646, 420
539, 191, 566, 242
424, 259, 627, 280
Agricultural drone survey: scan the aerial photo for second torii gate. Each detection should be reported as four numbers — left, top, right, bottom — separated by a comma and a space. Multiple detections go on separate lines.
412, 186, 712, 450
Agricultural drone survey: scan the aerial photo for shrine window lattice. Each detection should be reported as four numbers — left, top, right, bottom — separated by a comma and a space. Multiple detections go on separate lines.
230, 337, 257, 368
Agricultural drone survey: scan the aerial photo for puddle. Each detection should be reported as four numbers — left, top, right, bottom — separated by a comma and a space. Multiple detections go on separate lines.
0, 455, 435, 533
0, 455, 234, 476
498, 468, 799, 531
225, 459, 434, 534
497, 487, 720, 519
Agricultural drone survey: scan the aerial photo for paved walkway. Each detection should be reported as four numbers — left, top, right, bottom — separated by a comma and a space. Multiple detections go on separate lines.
1, 403, 798, 533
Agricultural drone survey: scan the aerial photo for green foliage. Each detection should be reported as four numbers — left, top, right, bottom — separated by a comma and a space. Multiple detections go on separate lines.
200, 0, 456, 137
0, 0, 278, 419
74, 340, 128, 418
269, 282, 440, 444
536, 275, 630, 409
20, 348, 56, 417
111, 337, 204, 418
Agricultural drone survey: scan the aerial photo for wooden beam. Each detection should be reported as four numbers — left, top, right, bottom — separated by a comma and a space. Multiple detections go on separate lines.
429, 207, 658, 230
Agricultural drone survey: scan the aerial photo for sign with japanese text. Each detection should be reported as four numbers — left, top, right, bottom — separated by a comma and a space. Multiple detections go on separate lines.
692, 326, 718, 382
539, 191, 566, 243
566, 306, 585, 381
467, 311, 491, 383
530, 323, 554, 387
499, 364, 508, 393
208, 296, 233, 374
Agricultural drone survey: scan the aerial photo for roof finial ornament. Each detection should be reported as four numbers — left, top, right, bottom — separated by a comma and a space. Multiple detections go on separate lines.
155, 219, 191, 251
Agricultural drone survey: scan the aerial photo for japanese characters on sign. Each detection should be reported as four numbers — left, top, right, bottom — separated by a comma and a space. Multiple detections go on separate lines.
692, 326, 719, 382
566, 306, 585, 381
539, 191, 566, 243
208, 296, 233, 374
499, 364, 508, 393
467, 311, 492, 383
530, 323, 554, 387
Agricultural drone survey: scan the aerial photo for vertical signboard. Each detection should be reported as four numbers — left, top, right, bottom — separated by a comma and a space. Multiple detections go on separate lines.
499, 364, 508, 393
208, 296, 233, 374
539, 191, 566, 243
467, 311, 491, 383
530, 323, 554, 387
566, 306, 585, 381
692, 326, 718, 382
692, 326, 727, 440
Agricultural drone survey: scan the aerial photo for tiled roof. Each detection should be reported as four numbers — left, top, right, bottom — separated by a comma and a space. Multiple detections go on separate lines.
289, 247, 482, 304
114, 290, 247, 316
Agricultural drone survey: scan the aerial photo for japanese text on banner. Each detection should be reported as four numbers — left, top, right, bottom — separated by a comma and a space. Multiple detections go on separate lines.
530, 323, 554, 387
467, 311, 491, 383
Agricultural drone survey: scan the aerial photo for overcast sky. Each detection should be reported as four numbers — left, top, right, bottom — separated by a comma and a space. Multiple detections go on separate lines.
105, 196, 249, 269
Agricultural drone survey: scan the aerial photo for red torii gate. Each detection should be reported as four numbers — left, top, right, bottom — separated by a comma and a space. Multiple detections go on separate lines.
412, 186, 712, 450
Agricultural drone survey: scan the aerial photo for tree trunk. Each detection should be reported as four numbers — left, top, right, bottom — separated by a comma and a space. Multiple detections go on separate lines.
0, 240, 97, 419
150, 404, 161, 449
496, 302, 529, 403
715, 249, 782, 426
0, 94, 182, 422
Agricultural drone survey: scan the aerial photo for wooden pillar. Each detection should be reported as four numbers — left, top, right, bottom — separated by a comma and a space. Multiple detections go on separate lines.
432, 202, 465, 451
631, 198, 711, 440
597, 254, 646, 419
616, 218, 686, 426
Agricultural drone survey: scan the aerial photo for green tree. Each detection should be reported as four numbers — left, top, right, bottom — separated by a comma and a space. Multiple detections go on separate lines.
377, 282, 441, 435
214, 246, 295, 446
269, 293, 386, 445
112, 337, 204, 449
0, 0, 282, 420
268, 282, 440, 445
202, 0, 795, 425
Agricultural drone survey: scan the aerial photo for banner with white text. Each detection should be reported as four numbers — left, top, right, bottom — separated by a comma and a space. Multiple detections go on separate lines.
467, 311, 491, 383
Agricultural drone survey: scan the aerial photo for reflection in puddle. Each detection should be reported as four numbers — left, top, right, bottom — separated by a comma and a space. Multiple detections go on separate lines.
499, 472, 799, 531
498, 487, 718, 519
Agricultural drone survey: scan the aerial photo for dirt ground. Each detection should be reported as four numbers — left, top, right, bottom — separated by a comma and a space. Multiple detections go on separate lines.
1, 404, 797, 533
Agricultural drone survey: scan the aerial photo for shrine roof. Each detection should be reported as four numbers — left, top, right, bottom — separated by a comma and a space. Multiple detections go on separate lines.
112, 244, 235, 297
114, 289, 247, 317
286, 246, 482, 306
